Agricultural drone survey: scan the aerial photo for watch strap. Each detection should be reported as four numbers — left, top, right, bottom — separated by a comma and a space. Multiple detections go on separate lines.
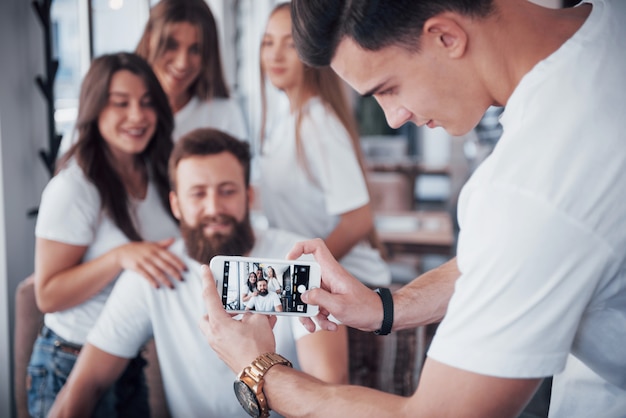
246, 352, 293, 384
237, 352, 293, 417
373, 287, 394, 335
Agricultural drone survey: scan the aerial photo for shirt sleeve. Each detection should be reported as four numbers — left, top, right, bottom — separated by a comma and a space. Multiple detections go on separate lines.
429, 182, 613, 378
87, 272, 153, 358
35, 167, 100, 245
270, 292, 282, 307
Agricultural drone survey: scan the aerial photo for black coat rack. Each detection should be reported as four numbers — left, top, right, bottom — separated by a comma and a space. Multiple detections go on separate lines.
32, 0, 62, 178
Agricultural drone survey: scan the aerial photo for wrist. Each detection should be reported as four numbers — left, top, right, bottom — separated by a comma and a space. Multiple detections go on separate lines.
108, 246, 123, 270
373, 288, 394, 335
234, 352, 293, 417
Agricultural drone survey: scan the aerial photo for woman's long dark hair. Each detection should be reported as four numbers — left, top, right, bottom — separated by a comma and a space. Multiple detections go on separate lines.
58, 52, 175, 241
246, 272, 257, 292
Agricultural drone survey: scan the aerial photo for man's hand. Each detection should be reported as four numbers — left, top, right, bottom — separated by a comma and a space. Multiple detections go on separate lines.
287, 238, 384, 333
199, 265, 277, 373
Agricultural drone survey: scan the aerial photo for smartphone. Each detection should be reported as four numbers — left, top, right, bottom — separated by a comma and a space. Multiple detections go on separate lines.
209, 255, 321, 317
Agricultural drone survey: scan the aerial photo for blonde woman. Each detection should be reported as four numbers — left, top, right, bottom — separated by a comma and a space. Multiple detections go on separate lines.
258, 2, 390, 289
265, 265, 282, 295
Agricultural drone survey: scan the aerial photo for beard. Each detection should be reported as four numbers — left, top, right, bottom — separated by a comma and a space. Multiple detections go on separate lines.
180, 211, 255, 264
258, 289, 268, 296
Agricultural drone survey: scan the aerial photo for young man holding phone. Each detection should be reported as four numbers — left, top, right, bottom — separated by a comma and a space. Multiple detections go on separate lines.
199, 0, 626, 417
48, 128, 349, 417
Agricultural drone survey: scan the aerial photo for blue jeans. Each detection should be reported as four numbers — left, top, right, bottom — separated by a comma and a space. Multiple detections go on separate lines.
27, 325, 150, 418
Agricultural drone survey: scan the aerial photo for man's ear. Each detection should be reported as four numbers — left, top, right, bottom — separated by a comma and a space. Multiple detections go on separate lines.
424, 16, 468, 59
170, 190, 182, 220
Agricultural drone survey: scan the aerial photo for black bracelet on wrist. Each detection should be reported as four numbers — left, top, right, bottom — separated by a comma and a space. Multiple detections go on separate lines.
373, 287, 394, 335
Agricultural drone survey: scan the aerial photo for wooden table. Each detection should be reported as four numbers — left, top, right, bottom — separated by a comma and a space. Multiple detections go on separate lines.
375, 210, 455, 256
366, 156, 450, 177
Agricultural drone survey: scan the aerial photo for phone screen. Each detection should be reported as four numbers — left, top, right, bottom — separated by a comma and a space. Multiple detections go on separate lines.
221, 260, 312, 314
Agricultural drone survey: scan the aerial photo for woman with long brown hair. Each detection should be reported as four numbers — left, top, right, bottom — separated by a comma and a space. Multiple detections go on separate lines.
135, 0, 247, 142
27, 52, 184, 418
241, 271, 258, 308
58, 0, 247, 157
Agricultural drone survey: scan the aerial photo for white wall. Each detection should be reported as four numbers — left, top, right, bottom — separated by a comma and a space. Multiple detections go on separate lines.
0, 114, 10, 418
0, 0, 50, 416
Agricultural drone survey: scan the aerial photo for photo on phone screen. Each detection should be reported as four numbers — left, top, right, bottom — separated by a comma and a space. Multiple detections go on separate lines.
213, 257, 318, 315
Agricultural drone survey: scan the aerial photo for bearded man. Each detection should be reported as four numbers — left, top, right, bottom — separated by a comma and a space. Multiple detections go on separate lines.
245, 278, 283, 313
48, 128, 349, 418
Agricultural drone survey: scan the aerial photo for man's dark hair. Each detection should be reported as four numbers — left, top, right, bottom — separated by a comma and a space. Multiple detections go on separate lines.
291, 0, 495, 67
168, 128, 251, 191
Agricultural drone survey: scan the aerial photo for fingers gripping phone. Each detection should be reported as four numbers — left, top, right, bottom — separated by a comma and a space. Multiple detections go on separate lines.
209, 256, 321, 317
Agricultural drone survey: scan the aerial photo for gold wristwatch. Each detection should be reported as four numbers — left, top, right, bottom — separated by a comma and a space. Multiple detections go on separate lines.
234, 352, 293, 417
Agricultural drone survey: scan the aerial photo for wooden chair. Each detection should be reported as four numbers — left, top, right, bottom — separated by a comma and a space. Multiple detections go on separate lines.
347, 285, 428, 395
13, 275, 42, 418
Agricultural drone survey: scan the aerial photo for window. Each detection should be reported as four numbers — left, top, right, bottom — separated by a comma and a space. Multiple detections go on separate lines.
51, 0, 152, 139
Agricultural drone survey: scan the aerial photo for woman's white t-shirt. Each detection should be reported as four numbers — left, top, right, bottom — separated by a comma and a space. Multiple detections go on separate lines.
259, 97, 390, 287
172, 96, 248, 143
36, 161, 180, 345
267, 276, 282, 294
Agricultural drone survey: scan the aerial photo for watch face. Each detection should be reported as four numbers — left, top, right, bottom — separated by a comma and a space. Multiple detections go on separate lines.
234, 380, 261, 417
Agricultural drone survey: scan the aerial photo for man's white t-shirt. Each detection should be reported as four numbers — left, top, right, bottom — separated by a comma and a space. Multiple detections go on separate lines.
428, 1, 626, 416
259, 97, 390, 287
35, 161, 180, 345
88, 229, 316, 418
247, 291, 282, 312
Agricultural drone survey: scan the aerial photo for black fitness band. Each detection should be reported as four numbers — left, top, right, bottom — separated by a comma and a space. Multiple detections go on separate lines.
373, 287, 394, 336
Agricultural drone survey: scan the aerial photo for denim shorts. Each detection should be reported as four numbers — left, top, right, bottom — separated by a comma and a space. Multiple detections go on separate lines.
27, 325, 149, 418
